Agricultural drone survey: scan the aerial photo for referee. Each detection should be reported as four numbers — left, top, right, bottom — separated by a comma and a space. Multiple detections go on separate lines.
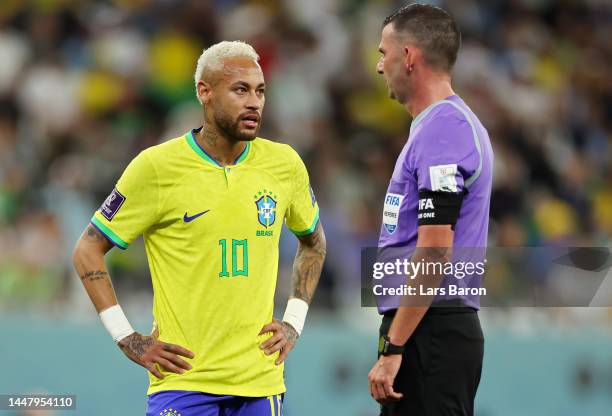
368, 4, 493, 416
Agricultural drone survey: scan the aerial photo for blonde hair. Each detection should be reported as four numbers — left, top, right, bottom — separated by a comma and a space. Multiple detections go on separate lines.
194, 41, 260, 103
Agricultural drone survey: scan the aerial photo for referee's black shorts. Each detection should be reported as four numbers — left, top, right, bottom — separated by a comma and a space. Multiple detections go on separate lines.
379, 304, 484, 416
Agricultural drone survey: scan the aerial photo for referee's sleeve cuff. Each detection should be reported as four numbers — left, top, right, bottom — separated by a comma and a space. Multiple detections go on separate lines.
90, 216, 129, 250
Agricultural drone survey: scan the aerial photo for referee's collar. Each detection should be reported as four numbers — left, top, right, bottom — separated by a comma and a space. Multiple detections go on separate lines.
410, 95, 459, 135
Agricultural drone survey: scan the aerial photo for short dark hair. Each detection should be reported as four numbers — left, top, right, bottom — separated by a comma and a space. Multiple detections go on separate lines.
383, 3, 461, 72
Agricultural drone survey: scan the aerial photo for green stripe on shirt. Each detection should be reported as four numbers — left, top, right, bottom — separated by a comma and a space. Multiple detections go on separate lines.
91, 216, 129, 249
290, 209, 320, 237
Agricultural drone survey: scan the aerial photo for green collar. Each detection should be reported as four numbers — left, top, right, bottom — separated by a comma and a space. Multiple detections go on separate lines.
186, 129, 251, 168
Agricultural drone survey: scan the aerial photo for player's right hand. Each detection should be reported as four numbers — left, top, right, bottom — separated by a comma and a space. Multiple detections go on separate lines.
117, 332, 195, 379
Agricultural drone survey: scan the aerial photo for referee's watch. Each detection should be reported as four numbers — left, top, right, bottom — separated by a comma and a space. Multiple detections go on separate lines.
378, 334, 405, 356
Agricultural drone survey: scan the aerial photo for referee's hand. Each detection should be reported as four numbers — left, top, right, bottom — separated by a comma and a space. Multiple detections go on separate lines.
118, 332, 195, 379
368, 355, 404, 404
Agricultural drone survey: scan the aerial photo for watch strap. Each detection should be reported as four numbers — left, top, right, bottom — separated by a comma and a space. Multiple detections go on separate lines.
379, 335, 405, 355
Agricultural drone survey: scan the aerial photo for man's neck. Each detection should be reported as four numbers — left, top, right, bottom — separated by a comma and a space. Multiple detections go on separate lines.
404, 74, 455, 119
196, 122, 248, 167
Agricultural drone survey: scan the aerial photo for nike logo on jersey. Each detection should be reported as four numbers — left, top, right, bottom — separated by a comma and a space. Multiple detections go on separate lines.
183, 210, 210, 222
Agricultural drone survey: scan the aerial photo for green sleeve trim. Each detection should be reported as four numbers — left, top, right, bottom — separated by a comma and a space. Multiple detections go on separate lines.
290, 209, 320, 237
91, 216, 129, 250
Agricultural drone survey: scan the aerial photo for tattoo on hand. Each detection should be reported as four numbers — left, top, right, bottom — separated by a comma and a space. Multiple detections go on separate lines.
281, 321, 299, 344
81, 270, 108, 281
122, 333, 154, 359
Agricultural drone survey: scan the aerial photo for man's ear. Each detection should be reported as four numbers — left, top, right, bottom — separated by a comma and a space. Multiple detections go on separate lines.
403, 45, 416, 73
197, 80, 213, 105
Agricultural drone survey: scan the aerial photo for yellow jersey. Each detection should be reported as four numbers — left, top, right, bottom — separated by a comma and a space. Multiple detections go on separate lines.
91, 128, 319, 397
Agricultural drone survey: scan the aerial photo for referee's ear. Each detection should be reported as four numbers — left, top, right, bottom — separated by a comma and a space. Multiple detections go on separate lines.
403, 44, 418, 73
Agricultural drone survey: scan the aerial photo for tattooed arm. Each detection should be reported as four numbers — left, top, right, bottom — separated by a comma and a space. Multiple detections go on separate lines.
72, 224, 193, 378
72, 224, 116, 311
260, 222, 327, 364
290, 221, 327, 304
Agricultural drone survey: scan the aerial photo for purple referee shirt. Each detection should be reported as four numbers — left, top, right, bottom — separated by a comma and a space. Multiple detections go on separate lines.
377, 94, 493, 312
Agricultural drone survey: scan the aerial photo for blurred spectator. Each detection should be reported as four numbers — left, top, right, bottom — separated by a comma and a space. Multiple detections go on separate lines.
0, 0, 609, 316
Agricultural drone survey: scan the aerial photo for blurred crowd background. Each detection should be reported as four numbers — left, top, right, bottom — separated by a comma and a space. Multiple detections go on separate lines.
0, 0, 611, 414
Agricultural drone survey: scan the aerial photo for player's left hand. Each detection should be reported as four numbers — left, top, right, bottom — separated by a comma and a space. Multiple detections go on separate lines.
259, 319, 298, 365
368, 355, 404, 404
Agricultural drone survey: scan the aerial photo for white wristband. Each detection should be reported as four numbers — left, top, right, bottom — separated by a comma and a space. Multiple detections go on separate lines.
282, 298, 309, 336
99, 304, 135, 343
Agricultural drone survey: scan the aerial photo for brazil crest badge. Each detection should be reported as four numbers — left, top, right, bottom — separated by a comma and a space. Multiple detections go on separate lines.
254, 190, 277, 228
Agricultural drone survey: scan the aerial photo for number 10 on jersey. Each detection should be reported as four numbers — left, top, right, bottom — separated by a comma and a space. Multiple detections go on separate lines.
218, 239, 249, 277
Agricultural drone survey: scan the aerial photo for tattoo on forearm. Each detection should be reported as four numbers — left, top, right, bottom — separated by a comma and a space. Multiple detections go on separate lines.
86, 225, 105, 242
291, 224, 326, 304
80, 270, 109, 281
